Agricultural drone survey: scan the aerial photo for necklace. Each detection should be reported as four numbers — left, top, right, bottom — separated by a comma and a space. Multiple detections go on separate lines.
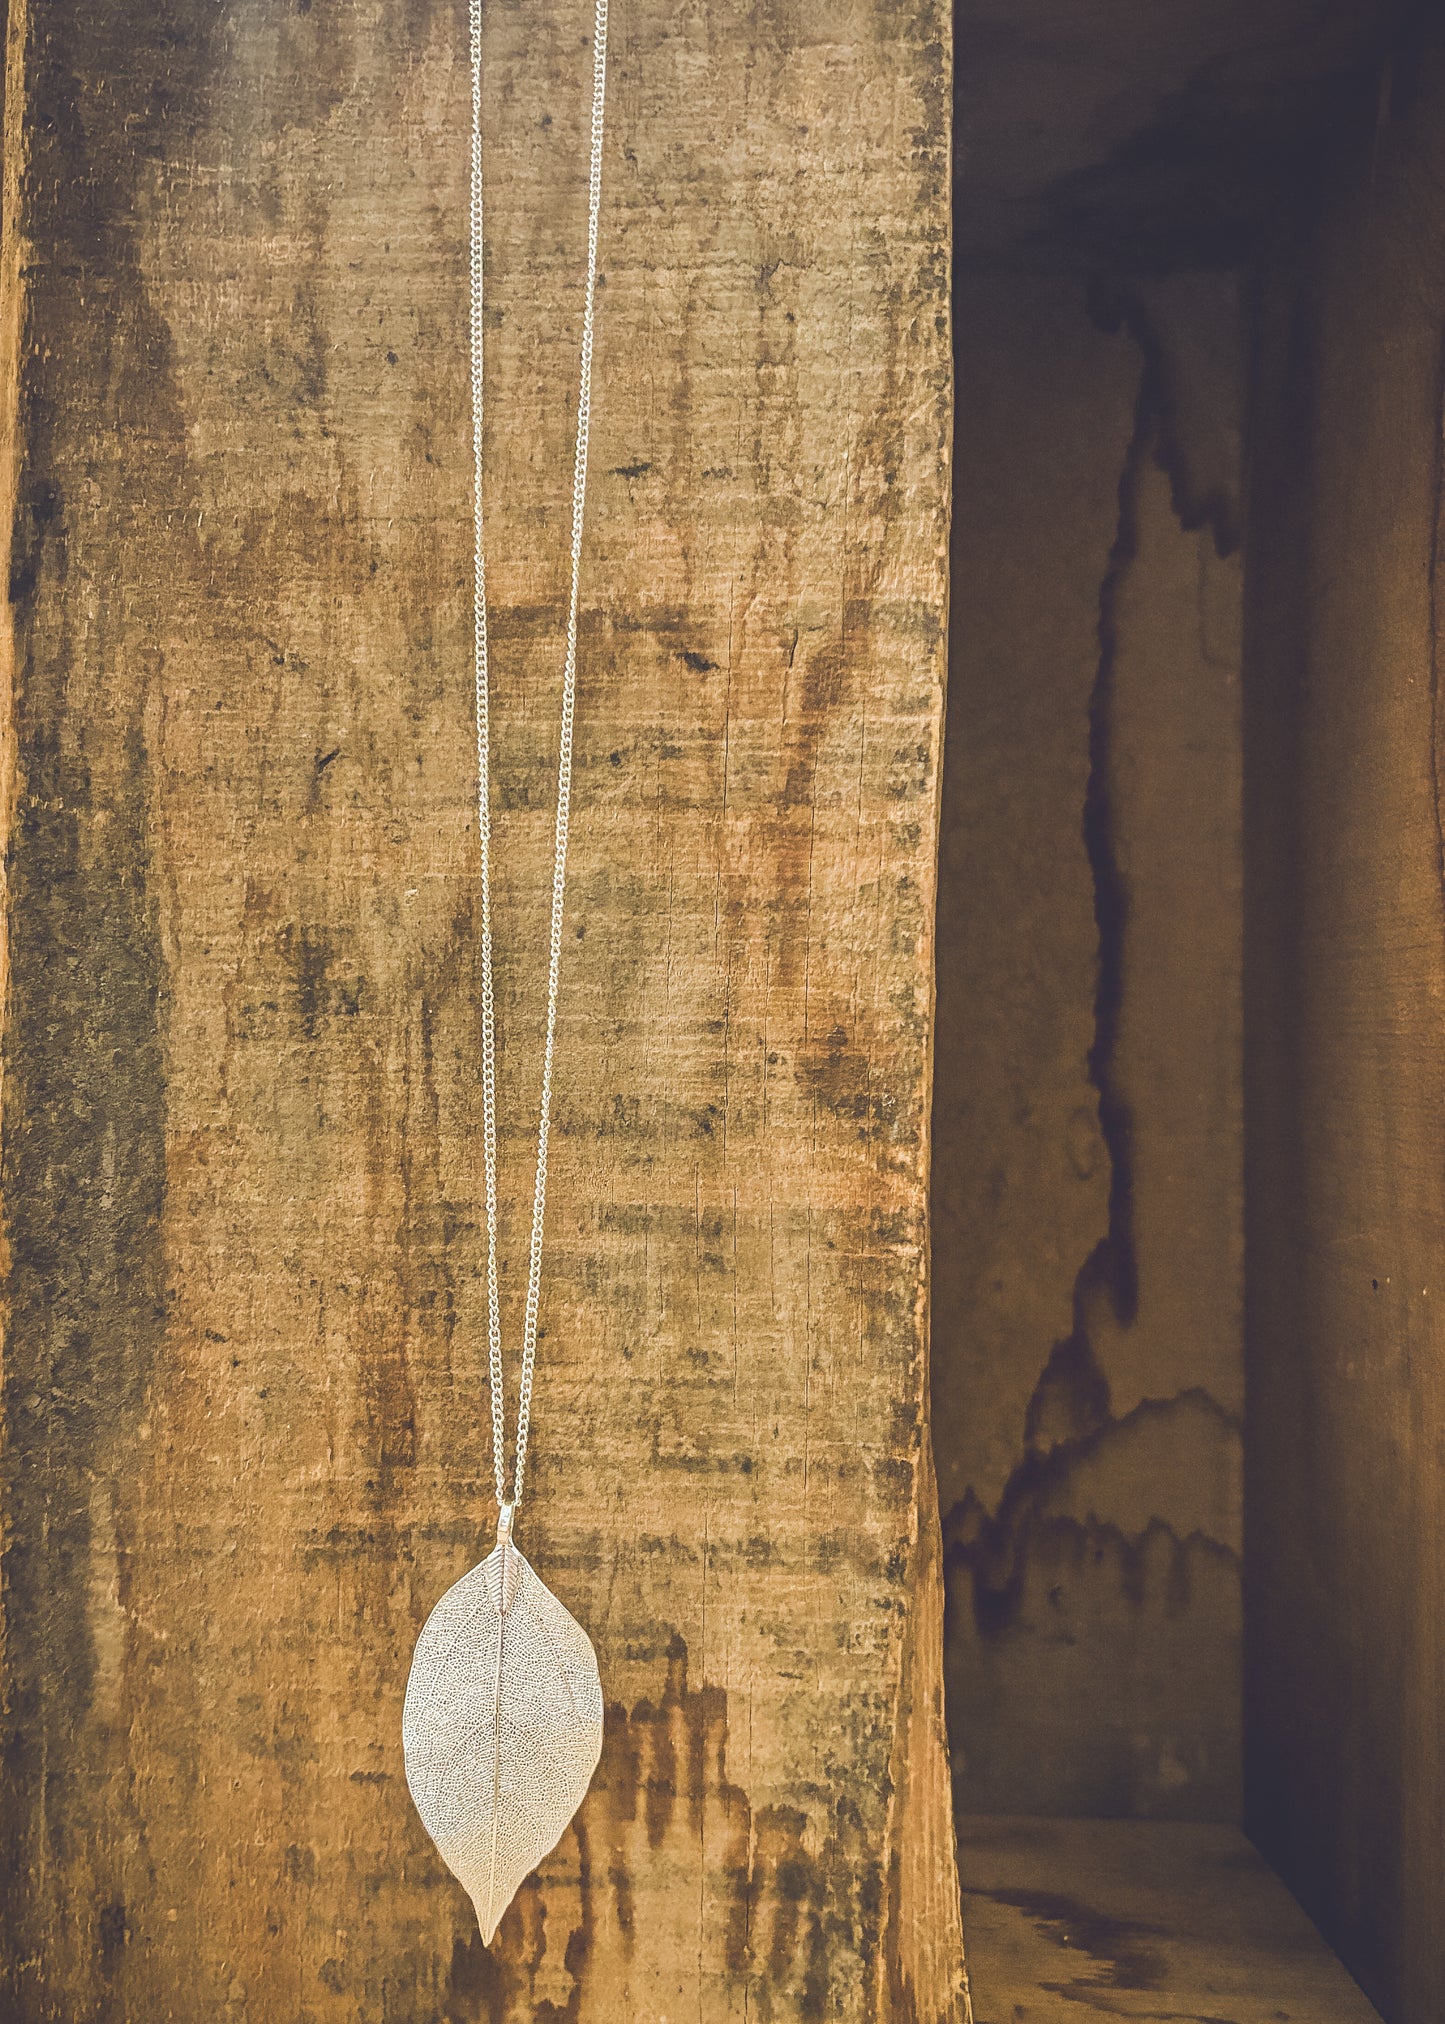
402, 0, 610, 1947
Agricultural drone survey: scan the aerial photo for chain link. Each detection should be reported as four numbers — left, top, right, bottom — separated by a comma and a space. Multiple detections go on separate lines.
468, 0, 610, 1514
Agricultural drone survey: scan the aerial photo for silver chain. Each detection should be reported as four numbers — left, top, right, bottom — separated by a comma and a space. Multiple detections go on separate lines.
468, 0, 609, 1515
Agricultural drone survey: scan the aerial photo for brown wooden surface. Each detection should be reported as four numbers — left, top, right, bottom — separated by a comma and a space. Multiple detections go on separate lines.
0, 2, 964, 2018
958, 1818, 1383, 2024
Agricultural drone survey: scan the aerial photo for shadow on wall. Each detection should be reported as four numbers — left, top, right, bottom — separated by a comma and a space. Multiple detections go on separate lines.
933, 270, 1245, 1822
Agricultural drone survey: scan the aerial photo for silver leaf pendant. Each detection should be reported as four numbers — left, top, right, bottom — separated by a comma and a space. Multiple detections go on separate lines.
403, 1513, 604, 1943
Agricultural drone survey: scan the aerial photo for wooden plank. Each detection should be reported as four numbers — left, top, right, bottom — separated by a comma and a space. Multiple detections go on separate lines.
959, 1818, 1383, 2024
0, 2, 964, 2018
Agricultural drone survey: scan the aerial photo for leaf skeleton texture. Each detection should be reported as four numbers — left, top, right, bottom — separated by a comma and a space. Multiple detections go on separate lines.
403, 1537, 605, 1945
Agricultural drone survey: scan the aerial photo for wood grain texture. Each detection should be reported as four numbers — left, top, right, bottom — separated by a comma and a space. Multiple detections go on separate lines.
0, 2, 965, 2019
1242, 15, 1445, 2021
958, 1817, 1383, 2023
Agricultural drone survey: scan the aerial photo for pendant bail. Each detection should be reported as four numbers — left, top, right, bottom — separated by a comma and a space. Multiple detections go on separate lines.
496, 1500, 520, 1614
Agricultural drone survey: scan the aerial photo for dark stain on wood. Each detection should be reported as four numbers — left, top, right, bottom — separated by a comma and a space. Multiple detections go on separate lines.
446, 1637, 898, 2021
969, 1884, 1169, 1995
1081, 381, 1150, 1331
948, 1385, 1241, 1639
0, 5, 210, 1993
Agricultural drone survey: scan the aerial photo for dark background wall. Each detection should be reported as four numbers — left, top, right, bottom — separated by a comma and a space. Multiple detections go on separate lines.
940, 2, 1445, 2018
1245, 17, 1445, 2023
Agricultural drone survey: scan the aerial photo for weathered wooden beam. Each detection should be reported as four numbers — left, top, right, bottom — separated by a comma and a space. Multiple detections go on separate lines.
0, 2, 963, 2018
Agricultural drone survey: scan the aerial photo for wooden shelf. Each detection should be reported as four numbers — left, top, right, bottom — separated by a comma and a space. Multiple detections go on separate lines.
959, 1817, 1383, 2023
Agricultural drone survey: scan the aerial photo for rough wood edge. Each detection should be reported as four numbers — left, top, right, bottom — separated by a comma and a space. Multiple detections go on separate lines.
0, 0, 27, 1712
0, 0, 23, 1154
885, 1424, 973, 2021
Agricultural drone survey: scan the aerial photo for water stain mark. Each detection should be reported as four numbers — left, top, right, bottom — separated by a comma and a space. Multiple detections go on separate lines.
943, 1387, 1240, 1639
968, 1883, 1169, 1993
445, 1636, 886, 2022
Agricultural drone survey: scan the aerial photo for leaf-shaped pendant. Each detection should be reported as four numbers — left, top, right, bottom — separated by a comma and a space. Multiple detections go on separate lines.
403, 1513, 603, 1943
